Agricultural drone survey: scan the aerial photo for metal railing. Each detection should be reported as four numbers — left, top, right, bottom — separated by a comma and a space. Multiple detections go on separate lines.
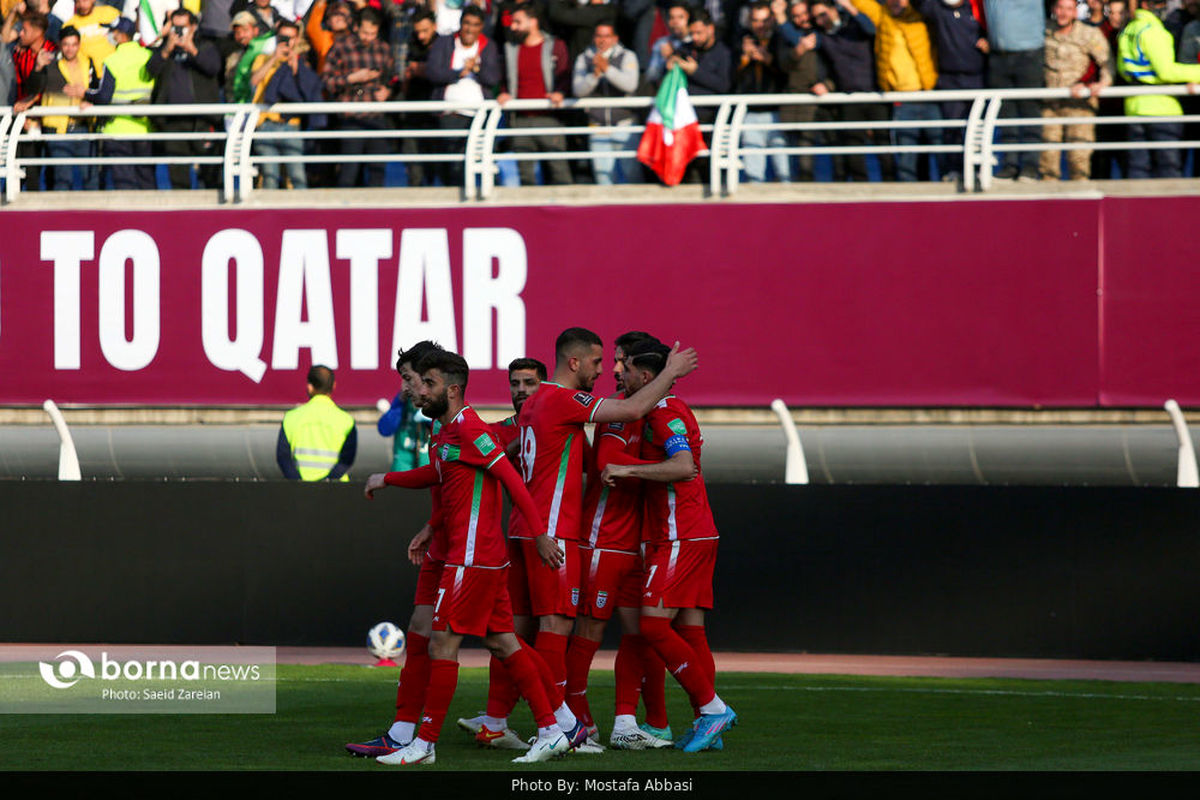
3, 84, 1199, 203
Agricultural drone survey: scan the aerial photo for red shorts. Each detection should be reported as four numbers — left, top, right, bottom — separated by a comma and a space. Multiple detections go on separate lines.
413, 555, 445, 607
642, 539, 717, 611
578, 547, 643, 621
506, 537, 531, 617
513, 537, 580, 618
431, 565, 514, 638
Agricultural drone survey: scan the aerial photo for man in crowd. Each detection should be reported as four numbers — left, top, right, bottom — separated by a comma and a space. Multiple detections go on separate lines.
9, 10, 54, 191
376, 337, 434, 473
1041, 0, 1113, 181
256, 18, 323, 191
63, 0, 116, 67
498, 4, 573, 185
548, 0, 617, 66
87, 16, 155, 190
396, 8, 438, 187
147, 8, 222, 190
40, 24, 100, 190
276, 364, 357, 481
667, 8, 731, 183
735, 1, 790, 183
982, 0, 1045, 181
644, 0, 691, 86
777, 1, 830, 182
1091, 0, 1129, 180
573, 20, 642, 184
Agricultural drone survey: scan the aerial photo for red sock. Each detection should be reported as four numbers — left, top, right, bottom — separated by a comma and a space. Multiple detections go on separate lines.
637, 635, 669, 729
503, 646, 557, 729
613, 634, 642, 718
394, 632, 430, 724
676, 624, 715, 717
415, 658, 458, 743
523, 641, 563, 708
639, 615, 716, 711
486, 654, 522, 721
534, 630, 570, 701
564, 635, 601, 727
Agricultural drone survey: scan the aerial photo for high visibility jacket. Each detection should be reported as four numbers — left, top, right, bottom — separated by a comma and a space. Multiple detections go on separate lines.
281, 394, 356, 481
1117, 9, 1200, 116
101, 41, 154, 134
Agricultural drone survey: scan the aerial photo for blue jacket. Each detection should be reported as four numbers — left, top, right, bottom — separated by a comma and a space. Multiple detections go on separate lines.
815, 11, 877, 93
911, 0, 987, 77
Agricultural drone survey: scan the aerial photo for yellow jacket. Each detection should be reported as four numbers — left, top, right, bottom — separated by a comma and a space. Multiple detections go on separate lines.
853, 0, 938, 92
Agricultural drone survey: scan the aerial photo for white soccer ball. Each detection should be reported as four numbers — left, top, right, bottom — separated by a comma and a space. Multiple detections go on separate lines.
367, 622, 406, 661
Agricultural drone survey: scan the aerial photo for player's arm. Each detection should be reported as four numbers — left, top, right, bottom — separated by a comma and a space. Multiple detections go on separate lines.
596, 431, 654, 469
364, 463, 441, 498
591, 342, 699, 424
602, 450, 697, 485
408, 521, 434, 566
488, 455, 564, 568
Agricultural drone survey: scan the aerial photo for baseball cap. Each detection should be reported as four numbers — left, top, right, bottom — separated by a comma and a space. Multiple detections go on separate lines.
107, 16, 136, 36
231, 10, 258, 27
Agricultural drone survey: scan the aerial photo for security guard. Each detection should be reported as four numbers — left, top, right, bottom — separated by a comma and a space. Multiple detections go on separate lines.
1116, 0, 1200, 178
87, 17, 155, 189
277, 365, 358, 481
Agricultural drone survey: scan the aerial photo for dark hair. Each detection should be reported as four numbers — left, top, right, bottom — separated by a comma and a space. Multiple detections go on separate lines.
307, 364, 335, 394
615, 331, 659, 354
58, 24, 80, 40
748, 0, 773, 15
20, 12, 49, 32
412, 7, 437, 25
396, 340, 442, 373
513, 1, 544, 27
358, 6, 384, 28
508, 357, 548, 381
416, 349, 470, 393
459, 5, 484, 24
276, 18, 301, 35
169, 8, 198, 25
555, 327, 603, 362
627, 341, 671, 377
689, 7, 714, 26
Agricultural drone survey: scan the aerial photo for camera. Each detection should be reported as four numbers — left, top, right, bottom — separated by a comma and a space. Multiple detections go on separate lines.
173, 25, 187, 36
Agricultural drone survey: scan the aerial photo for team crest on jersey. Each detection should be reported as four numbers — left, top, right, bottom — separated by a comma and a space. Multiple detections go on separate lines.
570, 587, 580, 606
595, 591, 608, 609
441, 444, 461, 461
668, 418, 687, 436
474, 434, 496, 456
573, 392, 596, 408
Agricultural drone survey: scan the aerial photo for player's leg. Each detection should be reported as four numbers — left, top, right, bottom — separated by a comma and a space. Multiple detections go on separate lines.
377, 626, 462, 766
609, 604, 672, 750
565, 614, 605, 735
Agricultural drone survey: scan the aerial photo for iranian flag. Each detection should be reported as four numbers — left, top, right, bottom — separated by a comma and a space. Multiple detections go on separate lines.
637, 65, 705, 186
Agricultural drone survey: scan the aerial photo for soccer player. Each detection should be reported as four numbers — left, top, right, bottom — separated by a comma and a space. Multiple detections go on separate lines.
365, 349, 584, 765
601, 341, 737, 753
511, 327, 699, 746
565, 331, 675, 750
345, 341, 446, 757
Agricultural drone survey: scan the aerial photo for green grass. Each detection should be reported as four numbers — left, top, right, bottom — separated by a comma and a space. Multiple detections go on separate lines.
3, 665, 1200, 771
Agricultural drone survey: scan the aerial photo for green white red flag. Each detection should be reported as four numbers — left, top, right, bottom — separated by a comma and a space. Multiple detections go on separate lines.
637, 65, 705, 186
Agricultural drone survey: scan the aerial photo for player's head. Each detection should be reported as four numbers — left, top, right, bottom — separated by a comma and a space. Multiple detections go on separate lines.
306, 364, 335, 396
623, 341, 671, 394
415, 349, 470, 419
555, 327, 605, 392
396, 341, 443, 404
507, 357, 546, 413
613, 331, 659, 395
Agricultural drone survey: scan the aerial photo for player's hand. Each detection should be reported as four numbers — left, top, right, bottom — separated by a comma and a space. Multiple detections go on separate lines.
665, 341, 699, 380
364, 472, 387, 499
601, 463, 630, 486
407, 523, 434, 566
535, 534, 564, 569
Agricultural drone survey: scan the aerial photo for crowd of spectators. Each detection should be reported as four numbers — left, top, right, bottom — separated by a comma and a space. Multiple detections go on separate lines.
3, 0, 1200, 189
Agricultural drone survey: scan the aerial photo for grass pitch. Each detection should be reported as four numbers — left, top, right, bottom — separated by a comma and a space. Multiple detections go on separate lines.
3, 665, 1200, 771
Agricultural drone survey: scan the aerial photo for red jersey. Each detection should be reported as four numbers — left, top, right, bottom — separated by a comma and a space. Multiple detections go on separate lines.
426, 420, 447, 562
429, 406, 511, 567
515, 382, 606, 541
580, 418, 645, 552
640, 396, 719, 543
489, 414, 520, 450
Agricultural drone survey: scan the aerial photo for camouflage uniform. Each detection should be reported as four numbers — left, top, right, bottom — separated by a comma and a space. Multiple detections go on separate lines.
1041, 21, 1114, 180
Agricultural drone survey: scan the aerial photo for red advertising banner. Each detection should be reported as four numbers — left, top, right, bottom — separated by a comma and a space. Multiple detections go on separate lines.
0, 197, 1128, 407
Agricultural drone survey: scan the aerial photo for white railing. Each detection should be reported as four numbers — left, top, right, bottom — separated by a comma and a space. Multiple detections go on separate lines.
2, 84, 1198, 203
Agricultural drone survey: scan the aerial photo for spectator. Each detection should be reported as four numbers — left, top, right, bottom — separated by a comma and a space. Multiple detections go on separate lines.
7, 0, 61, 44
617, 0, 654, 67
63, 0, 115, 66
809, 0, 895, 182
276, 364, 357, 482
498, 3, 573, 185
777, 1, 827, 182
425, 4, 500, 186
305, 0, 351, 72
321, 5, 395, 187
854, 0, 938, 182
11, 12, 56, 191
572, 19, 642, 184
1174, 0, 1200, 177
735, 1, 790, 182
247, 0, 283, 36
148, 8, 222, 190
379, 0, 431, 102
644, 0, 691, 87
42, 24, 100, 190
548, 0, 617, 66
226, 11, 270, 102
1091, 0, 1128, 179
1040, 0, 1112, 181
199, 0, 240, 64
1165, 0, 1200, 52
253, 18, 321, 189
87, 17, 155, 190
981, 0, 1045, 182
910, 0, 987, 183
135, 0, 186, 48
376, 384, 432, 473
666, 8, 730, 183
1116, 0, 1200, 179
396, 7, 437, 187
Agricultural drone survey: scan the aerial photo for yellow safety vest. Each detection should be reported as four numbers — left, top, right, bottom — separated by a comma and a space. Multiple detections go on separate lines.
1117, 9, 1200, 116
282, 394, 356, 482
101, 41, 154, 135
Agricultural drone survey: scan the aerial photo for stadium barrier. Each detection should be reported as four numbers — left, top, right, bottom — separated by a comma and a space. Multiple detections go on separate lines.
5, 481, 1200, 660
3, 84, 1199, 201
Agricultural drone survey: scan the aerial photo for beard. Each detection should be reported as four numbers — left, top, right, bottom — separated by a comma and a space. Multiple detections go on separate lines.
423, 392, 449, 419
510, 29, 529, 44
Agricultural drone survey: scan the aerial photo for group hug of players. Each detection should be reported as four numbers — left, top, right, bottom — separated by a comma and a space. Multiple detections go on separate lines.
345, 328, 737, 766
